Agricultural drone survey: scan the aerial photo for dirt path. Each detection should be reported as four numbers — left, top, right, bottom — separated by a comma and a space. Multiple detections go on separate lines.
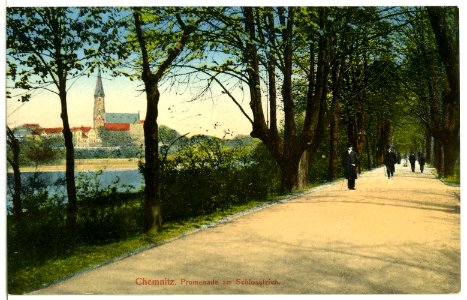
32, 163, 460, 294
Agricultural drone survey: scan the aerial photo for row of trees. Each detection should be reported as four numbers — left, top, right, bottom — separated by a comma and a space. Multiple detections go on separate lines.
6, 6, 459, 234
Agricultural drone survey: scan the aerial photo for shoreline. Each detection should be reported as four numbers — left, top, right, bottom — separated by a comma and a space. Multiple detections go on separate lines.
7, 158, 140, 173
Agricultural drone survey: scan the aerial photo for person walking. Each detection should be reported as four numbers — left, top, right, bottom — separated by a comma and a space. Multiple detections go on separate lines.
409, 152, 416, 172
418, 153, 426, 173
343, 145, 359, 190
384, 146, 397, 178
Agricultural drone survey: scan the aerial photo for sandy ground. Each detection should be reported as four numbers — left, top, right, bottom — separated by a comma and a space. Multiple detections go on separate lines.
32, 163, 460, 295
11, 158, 140, 172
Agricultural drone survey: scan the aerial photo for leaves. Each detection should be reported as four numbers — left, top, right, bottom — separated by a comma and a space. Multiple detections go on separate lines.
6, 7, 115, 96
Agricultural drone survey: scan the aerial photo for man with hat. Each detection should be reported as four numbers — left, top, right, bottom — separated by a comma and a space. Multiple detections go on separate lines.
343, 144, 359, 190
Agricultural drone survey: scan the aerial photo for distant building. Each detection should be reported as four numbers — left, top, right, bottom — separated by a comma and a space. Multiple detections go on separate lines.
105, 113, 140, 124
12, 123, 42, 141
92, 68, 144, 145
93, 68, 106, 129
11, 69, 144, 148
93, 68, 142, 127
104, 123, 131, 132
71, 126, 101, 148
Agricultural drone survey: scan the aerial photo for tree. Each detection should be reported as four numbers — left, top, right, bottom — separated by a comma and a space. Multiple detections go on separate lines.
7, 7, 109, 234
399, 7, 442, 167
131, 7, 199, 233
426, 7, 459, 177
24, 139, 59, 168
98, 127, 134, 147
159, 125, 181, 144
6, 126, 22, 223
194, 7, 407, 190
188, 7, 334, 192
400, 7, 459, 176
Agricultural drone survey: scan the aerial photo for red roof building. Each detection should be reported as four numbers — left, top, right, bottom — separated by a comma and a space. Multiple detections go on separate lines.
43, 127, 63, 134
104, 123, 131, 131
23, 123, 40, 127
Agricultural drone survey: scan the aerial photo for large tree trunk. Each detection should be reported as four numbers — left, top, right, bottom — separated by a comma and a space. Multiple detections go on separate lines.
133, 9, 162, 233
7, 126, 22, 223
279, 154, 302, 193
376, 119, 390, 165
328, 106, 340, 180
59, 89, 78, 235
328, 59, 345, 180
133, 8, 192, 233
143, 86, 162, 233
425, 131, 432, 164
243, 7, 269, 138
298, 150, 310, 189
427, 7, 460, 177
365, 120, 374, 169
442, 121, 459, 176
434, 135, 443, 172
245, 7, 331, 193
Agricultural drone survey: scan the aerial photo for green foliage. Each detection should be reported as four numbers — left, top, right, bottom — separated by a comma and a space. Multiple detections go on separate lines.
6, 7, 110, 100
75, 147, 141, 159
160, 136, 280, 221
392, 118, 426, 155
9, 138, 65, 167
76, 172, 143, 244
98, 127, 135, 147
24, 140, 59, 167
159, 124, 181, 143
7, 173, 68, 279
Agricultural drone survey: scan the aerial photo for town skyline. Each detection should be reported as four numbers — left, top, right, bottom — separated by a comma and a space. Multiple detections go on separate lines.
6, 70, 254, 139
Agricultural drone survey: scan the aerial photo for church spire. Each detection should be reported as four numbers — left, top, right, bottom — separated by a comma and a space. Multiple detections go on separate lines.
93, 67, 106, 129
94, 67, 105, 97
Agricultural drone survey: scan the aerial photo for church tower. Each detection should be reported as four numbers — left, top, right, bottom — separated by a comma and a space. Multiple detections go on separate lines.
93, 67, 106, 129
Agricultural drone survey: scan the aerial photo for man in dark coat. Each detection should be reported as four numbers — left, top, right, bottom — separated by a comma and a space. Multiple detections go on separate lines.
418, 153, 426, 173
409, 152, 416, 172
343, 145, 359, 190
384, 146, 397, 178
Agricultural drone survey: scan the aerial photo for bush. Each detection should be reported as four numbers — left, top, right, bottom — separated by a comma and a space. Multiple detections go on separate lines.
159, 138, 280, 221
7, 173, 68, 272
75, 172, 144, 243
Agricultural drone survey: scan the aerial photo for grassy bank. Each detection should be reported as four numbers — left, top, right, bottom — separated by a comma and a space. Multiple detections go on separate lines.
8, 158, 140, 172
431, 163, 460, 186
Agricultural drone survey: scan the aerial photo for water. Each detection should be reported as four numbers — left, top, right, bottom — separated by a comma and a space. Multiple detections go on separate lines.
6, 169, 143, 212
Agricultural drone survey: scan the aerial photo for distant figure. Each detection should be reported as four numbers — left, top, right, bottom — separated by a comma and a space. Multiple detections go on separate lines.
384, 146, 397, 178
403, 153, 408, 167
418, 154, 426, 173
343, 145, 359, 190
409, 152, 416, 172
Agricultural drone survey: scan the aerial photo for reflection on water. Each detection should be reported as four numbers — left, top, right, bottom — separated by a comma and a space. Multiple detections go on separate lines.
6, 169, 143, 212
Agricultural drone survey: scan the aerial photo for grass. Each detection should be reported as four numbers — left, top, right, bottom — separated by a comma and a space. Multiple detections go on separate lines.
8, 199, 269, 295
431, 163, 460, 186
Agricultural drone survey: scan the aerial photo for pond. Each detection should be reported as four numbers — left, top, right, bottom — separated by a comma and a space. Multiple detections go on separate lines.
6, 169, 143, 213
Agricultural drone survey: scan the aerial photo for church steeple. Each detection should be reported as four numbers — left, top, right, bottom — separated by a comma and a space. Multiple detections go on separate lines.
94, 67, 105, 97
93, 67, 106, 128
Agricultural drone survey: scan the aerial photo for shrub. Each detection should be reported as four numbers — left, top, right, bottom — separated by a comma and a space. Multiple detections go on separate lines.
159, 138, 280, 221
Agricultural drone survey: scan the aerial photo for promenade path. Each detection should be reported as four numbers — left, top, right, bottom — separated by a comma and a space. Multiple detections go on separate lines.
33, 163, 460, 294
